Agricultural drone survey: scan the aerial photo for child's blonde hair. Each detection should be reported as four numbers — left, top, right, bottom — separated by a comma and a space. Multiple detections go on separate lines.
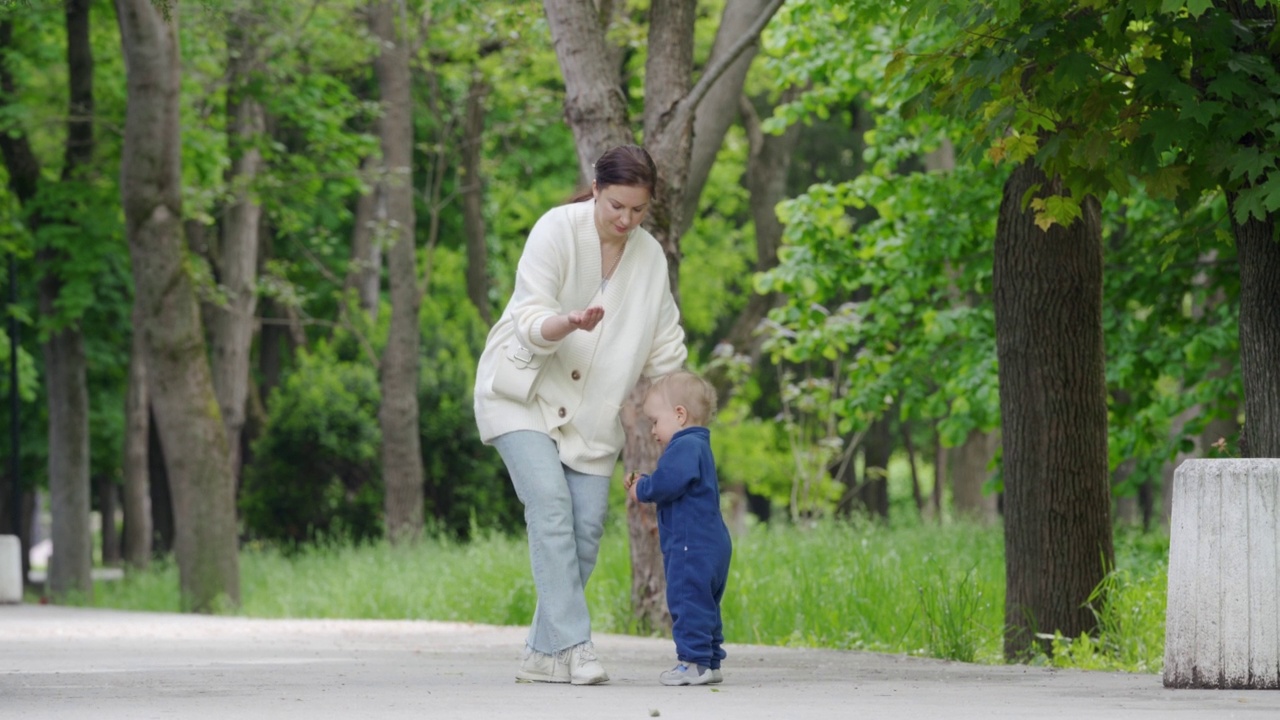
648, 370, 718, 426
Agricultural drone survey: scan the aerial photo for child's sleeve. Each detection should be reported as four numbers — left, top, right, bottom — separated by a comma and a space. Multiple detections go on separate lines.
635, 440, 698, 505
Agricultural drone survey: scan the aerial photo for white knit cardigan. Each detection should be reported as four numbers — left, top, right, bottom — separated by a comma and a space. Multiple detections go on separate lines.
474, 200, 687, 477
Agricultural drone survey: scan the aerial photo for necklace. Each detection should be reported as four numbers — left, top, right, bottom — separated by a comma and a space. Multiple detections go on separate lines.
599, 243, 625, 293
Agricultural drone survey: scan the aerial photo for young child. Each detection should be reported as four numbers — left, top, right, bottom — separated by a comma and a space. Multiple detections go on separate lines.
624, 370, 732, 686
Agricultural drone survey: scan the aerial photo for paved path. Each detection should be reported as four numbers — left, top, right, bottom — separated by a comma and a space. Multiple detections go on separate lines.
2, 604, 1277, 719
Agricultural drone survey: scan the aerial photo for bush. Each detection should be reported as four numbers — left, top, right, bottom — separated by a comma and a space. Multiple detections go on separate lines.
418, 249, 521, 537
241, 343, 383, 545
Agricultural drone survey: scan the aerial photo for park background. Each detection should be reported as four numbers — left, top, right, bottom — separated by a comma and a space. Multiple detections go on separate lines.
2, 0, 1277, 677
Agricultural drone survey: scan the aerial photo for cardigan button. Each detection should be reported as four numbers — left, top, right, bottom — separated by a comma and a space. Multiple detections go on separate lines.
571, 370, 581, 381
558, 407, 567, 418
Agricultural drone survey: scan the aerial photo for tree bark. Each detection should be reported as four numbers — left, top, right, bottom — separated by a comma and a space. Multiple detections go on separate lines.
995, 160, 1113, 659
209, 10, 266, 480
461, 70, 491, 325
949, 429, 999, 523
620, 377, 669, 630
858, 416, 891, 519
96, 474, 120, 565
346, 154, 382, 318
121, 298, 151, 569
543, 0, 634, 180
1227, 202, 1280, 458
117, 0, 240, 612
370, 0, 424, 544
147, 407, 174, 555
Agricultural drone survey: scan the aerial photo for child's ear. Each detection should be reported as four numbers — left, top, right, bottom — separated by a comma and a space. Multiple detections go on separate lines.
674, 405, 689, 426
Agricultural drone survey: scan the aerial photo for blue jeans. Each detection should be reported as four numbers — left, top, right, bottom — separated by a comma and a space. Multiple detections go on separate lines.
492, 430, 611, 654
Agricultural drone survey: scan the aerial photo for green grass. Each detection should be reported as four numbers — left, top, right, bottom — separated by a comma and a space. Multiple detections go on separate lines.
81, 519, 1169, 673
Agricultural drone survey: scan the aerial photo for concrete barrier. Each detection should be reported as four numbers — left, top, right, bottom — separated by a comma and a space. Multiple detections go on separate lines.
1164, 459, 1280, 689
0, 535, 21, 604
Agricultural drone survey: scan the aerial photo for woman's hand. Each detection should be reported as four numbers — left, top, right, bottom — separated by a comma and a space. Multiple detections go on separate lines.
567, 306, 605, 332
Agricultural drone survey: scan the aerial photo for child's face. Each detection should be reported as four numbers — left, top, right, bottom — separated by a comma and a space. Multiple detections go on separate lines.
643, 391, 686, 448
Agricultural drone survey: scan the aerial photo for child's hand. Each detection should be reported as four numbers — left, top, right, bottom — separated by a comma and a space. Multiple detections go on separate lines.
624, 472, 641, 503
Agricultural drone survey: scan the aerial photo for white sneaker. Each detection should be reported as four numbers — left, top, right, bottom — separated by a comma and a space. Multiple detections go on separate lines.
515, 647, 570, 683
567, 641, 609, 685
659, 663, 713, 686
708, 667, 723, 684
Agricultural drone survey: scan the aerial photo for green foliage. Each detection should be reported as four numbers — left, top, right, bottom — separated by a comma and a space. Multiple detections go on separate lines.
418, 248, 518, 537
241, 342, 383, 546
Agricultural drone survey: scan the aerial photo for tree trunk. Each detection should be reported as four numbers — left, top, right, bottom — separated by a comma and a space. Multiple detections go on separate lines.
96, 474, 120, 566
121, 299, 151, 569
722, 91, 801, 360
209, 11, 265, 480
620, 377, 669, 630
996, 160, 1113, 659
858, 416, 891, 519
147, 408, 173, 555
117, 0, 240, 612
43, 322, 91, 600
345, 154, 381, 319
675, 0, 771, 236
371, 0, 424, 544
1227, 202, 1280, 458
0, 5, 96, 601
543, 0, 634, 180
461, 70, 491, 325
950, 429, 999, 523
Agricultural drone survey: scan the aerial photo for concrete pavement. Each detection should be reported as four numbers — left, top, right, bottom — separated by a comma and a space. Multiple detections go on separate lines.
2, 603, 1277, 719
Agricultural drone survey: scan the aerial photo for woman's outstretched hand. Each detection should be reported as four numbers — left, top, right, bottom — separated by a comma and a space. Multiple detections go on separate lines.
568, 306, 605, 332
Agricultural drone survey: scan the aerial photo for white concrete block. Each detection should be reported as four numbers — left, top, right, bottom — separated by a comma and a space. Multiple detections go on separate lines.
0, 535, 21, 604
1164, 459, 1280, 689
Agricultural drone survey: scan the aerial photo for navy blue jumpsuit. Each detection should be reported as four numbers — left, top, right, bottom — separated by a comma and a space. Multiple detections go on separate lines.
636, 426, 732, 669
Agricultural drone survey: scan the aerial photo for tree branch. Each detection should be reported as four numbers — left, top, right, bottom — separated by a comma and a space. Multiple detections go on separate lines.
678, 0, 784, 120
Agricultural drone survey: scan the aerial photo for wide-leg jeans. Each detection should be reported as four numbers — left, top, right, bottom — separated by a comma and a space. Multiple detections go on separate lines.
492, 430, 610, 655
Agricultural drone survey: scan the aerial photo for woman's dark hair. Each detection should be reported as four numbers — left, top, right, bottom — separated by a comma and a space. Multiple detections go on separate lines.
567, 144, 657, 203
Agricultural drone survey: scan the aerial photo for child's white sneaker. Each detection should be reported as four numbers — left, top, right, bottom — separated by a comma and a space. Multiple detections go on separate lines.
708, 667, 723, 684
659, 663, 713, 686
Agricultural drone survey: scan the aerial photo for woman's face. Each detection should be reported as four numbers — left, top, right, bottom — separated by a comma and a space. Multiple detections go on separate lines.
592, 182, 651, 244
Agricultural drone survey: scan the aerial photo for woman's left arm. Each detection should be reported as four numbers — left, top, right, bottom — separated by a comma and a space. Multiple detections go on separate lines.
643, 274, 688, 377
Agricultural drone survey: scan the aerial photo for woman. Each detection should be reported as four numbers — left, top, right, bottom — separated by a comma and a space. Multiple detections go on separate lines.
474, 144, 687, 685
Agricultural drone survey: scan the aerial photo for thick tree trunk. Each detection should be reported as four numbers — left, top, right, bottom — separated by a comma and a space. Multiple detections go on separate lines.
371, 0, 424, 544
121, 301, 151, 569
117, 0, 240, 612
995, 160, 1113, 659
542, 0, 634, 180
461, 71, 491, 325
209, 13, 265, 479
1227, 202, 1280, 458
